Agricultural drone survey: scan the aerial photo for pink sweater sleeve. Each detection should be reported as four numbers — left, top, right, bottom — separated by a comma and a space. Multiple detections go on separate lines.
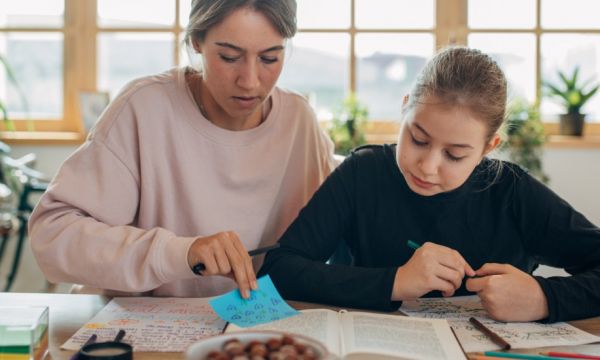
29, 139, 197, 292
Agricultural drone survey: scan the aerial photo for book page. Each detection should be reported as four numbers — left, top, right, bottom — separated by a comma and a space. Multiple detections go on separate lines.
340, 311, 465, 360
401, 296, 600, 353
62, 297, 225, 352
226, 309, 341, 356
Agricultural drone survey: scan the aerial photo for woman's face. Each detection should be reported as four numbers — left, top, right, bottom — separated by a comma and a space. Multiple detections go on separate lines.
396, 96, 499, 196
194, 7, 286, 127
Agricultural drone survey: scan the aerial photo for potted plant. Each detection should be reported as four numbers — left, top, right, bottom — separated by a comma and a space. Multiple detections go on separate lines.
504, 98, 549, 183
543, 66, 599, 136
328, 93, 368, 156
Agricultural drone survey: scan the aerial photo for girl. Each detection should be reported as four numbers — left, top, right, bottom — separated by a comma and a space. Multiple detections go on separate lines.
259, 47, 600, 322
29, 0, 335, 299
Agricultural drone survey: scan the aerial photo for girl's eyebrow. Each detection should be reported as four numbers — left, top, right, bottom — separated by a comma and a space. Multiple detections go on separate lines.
215, 42, 284, 53
414, 123, 474, 149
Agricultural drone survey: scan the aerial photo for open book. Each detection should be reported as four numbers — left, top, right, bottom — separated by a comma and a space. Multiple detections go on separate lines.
226, 309, 465, 360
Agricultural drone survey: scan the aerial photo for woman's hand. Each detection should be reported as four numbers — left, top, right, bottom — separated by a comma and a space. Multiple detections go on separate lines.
392, 242, 475, 300
466, 263, 549, 322
187, 231, 257, 299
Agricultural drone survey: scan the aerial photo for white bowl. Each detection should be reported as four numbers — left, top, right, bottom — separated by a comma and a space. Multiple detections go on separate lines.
185, 330, 329, 360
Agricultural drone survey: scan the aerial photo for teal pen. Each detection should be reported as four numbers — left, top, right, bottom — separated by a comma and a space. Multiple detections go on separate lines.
482, 351, 571, 360
407, 240, 421, 250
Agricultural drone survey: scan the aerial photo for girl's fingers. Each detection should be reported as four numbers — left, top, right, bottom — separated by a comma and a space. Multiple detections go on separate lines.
223, 238, 252, 299
231, 235, 258, 290
437, 265, 463, 290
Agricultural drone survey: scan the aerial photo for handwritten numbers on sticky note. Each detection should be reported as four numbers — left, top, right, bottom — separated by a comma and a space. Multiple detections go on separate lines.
209, 275, 299, 327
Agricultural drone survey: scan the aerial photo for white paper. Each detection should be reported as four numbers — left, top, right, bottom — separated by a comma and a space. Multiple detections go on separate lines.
62, 297, 226, 352
401, 296, 600, 353
340, 311, 466, 360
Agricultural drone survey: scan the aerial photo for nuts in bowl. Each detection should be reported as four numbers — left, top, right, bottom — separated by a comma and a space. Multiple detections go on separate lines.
185, 331, 328, 360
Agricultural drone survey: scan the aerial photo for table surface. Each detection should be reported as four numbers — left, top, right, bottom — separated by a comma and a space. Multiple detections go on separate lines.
1, 292, 599, 359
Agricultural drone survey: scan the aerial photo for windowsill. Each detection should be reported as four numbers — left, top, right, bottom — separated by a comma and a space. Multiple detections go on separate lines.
0, 131, 85, 146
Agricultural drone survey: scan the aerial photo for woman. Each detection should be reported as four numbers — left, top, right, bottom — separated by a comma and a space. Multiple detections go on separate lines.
29, 0, 335, 299
260, 47, 600, 322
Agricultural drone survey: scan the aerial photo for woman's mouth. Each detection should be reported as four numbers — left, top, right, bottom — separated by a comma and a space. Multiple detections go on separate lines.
233, 96, 259, 108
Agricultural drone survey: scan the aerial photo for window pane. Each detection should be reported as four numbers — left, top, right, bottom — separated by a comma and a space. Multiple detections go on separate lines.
356, 34, 434, 120
542, 0, 600, 29
356, 0, 434, 29
0, 0, 64, 27
278, 33, 350, 120
469, 0, 535, 29
541, 34, 600, 120
98, 33, 175, 97
468, 34, 536, 103
180, 0, 192, 27
98, 0, 175, 27
0, 32, 63, 119
298, 0, 350, 29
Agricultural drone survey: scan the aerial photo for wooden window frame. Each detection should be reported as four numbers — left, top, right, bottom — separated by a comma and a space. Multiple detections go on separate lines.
2, 0, 600, 145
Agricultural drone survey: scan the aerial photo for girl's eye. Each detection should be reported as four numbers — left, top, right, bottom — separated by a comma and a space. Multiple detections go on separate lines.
445, 151, 465, 162
410, 134, 427, 147
220, 55, 239, 63
260, 56, 278, 64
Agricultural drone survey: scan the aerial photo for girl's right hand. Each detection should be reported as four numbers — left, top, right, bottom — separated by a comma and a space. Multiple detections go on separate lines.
187, 231, 257, 299
391, 242, 475, 300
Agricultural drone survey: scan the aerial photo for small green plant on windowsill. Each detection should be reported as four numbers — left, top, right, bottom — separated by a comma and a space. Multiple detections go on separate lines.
503, 98, 549, 184
543, 66, 599, 136
328, 93, 369, 156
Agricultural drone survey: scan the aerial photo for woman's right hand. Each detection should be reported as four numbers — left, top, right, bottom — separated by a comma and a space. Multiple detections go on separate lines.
391, 242, 475, 301
187, 231, 257, 298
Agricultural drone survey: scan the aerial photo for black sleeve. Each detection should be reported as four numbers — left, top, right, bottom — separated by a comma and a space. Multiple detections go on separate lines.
512, 169, 600, 322
258, 153, 400, 311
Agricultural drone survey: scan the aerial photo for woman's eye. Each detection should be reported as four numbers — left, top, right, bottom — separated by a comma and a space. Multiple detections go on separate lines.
220, 55, 239, 63
260, 56, 278, 64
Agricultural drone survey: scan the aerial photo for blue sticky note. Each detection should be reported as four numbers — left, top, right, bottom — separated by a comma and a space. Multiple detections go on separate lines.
209, 275, 299, 328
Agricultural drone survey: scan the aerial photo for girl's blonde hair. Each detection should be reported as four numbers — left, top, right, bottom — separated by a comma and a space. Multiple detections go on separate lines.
407, 47, 507, 142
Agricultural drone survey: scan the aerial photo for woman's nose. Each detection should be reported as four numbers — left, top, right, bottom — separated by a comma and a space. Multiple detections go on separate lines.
236, 60, 260, 91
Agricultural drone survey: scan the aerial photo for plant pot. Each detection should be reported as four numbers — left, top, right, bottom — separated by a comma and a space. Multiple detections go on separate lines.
559, 113, 586, 136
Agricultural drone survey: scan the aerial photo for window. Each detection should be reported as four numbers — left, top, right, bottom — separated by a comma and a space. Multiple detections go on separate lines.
467, 0, 600, 122
1, 0, 600, 142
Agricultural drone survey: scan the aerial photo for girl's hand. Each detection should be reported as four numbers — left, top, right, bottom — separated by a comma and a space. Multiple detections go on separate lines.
466, 263, 549, 322
392, 242, 475, 300
187, 231, 257, 299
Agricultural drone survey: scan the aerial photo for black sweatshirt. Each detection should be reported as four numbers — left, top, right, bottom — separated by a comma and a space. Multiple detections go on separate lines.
259, 144, 600, 322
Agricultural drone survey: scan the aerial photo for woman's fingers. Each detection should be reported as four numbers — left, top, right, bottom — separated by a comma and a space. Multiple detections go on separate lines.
188, 231, 257, 299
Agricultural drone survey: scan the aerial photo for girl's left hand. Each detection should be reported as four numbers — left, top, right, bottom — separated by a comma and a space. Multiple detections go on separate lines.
465, 263, 549, 322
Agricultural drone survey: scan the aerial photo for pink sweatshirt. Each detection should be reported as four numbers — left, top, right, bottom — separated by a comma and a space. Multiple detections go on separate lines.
29, 67, 335, 297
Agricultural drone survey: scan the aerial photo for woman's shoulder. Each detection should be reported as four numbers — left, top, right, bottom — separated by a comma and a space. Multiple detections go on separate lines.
90, 68, 183, 140
272, 86, 314, 113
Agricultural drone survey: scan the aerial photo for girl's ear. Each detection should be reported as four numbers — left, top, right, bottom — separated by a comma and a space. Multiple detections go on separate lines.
483, 133, 501, 156
402, 95, 409, 107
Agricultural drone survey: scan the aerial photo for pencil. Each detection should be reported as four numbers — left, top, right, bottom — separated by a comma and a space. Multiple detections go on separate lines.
69, 334, 97, 360
541, 352, 600, 359
114, 329, 126, 342
480, 351, 565, 359
469, 317, 511, 350
407, 240, 421, 250
192, 243, 280, 274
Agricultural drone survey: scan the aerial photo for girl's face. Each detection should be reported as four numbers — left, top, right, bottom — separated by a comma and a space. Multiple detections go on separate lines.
193, 7, 286, 127
396, 96, 500, 196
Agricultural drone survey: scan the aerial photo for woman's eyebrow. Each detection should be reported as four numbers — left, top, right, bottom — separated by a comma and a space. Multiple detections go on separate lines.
215, 42, 284, 53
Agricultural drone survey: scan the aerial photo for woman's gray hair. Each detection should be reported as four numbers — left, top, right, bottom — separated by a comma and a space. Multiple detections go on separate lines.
184, 0, 297, 47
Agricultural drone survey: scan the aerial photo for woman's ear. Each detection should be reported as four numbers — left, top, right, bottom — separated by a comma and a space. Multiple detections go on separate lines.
483, 133, 501, 156
402, 95, 409, 107
192, 40, 202, 54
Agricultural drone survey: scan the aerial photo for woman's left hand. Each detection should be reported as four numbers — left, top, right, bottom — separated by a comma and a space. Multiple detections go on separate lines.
466, 263, 549, 322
